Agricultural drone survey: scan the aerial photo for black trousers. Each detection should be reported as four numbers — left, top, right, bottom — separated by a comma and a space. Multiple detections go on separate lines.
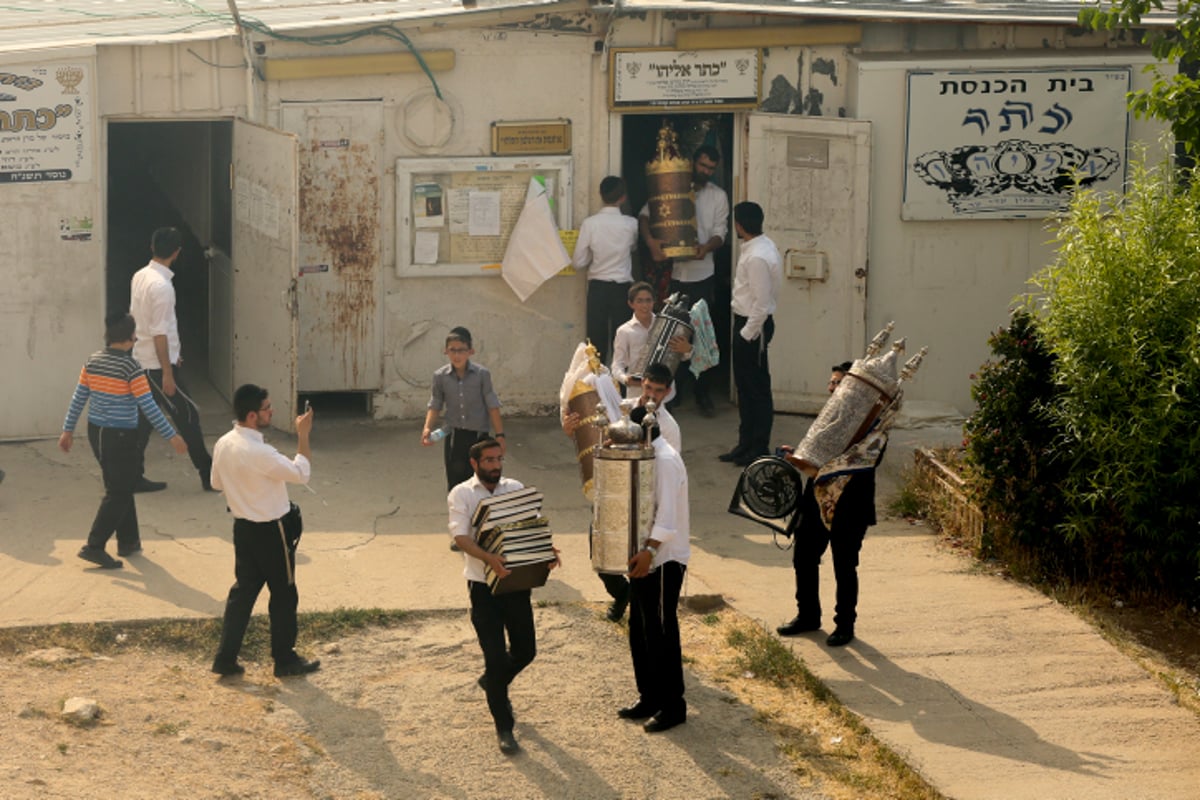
731, 314, 775, 455
586, 279, 632, 365
215, 516, 300, 665
137, 367, 212, 480
669, 275, 715, 404
85, 423, 141, 551
445, 429, 489, 492
628, 560, 687, 718
793, 512, 867, 631
599, 571, 630, 605
469, 581, 536, 733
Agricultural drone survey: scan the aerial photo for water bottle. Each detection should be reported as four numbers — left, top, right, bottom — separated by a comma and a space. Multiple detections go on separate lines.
429, 425, 449, 442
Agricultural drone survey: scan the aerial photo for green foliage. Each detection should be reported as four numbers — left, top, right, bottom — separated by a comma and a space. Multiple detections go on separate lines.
1079, 1, 1200, 151
1032, 158, 1200, 600
963, 310, 1071, 568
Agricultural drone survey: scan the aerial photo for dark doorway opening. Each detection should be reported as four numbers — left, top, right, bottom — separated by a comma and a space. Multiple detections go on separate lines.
621, 112, 736, 398
106, 120, 231, 387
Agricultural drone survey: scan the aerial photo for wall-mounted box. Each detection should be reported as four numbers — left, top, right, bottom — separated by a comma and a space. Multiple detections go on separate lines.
785, 250, 826, 281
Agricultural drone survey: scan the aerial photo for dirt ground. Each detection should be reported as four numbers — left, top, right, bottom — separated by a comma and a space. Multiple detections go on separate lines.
1, 603, 925, 800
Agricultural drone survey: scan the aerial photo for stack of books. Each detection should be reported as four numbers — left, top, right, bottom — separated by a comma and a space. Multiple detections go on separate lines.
472, 488, 556, 594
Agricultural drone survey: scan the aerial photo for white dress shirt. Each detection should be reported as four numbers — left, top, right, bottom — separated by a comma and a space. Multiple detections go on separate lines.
647, 436, 690, 568
639, 182, 729, 283
448, 474, 525, 582
731, 234, 783, 342
130, 260, 180, 369
573, 206, 638, 283
210, 425, 311, 522
610, 316, 652, 389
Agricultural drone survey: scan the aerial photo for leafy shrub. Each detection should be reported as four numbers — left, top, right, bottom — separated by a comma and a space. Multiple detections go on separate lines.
1031, 158, 1200, 601
963, 310, 1071, 573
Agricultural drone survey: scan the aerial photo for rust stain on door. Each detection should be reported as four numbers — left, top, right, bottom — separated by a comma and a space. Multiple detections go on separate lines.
296, 113, 381, 390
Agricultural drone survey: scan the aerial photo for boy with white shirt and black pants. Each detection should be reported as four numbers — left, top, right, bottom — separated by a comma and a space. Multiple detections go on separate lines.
574, 176, 638, 363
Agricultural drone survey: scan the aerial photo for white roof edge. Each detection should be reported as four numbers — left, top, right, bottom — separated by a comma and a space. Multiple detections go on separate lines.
615, 0, 1179, 27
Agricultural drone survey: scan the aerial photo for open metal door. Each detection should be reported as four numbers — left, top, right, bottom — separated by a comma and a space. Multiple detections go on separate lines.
742, 113, 871, 413
231, 119, 299, 431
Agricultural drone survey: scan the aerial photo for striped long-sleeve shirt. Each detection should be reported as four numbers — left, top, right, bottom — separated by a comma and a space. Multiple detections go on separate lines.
62, 347, 177, 439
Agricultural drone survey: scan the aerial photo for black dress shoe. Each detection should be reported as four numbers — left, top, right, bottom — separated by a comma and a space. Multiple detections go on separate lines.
776, 617, 821, 637
211, 659, 245, 677
731, 451, 767, 467
133, 477, 167, 493
826, 629, 855, 647
606, 596, 629, 622
718, 447, 748, 463
644, 712, 686, 733
617, 702, 659, 721
274, 657, 321, 678
77, 546, 122, 569
497, 730, 520, 755
117, 545, 143, 558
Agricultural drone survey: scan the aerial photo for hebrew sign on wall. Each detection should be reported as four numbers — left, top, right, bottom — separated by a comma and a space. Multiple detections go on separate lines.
0, 63, 92, 184
903, 67, 1131, 219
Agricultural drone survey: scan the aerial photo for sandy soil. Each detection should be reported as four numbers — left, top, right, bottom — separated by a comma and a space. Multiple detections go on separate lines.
1, 604, 880, 800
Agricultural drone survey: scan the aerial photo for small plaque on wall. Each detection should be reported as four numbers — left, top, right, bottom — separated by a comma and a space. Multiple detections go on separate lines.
491, 120, 572, 156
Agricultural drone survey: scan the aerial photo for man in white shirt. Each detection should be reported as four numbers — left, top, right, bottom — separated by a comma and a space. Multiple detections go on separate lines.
449, 438, 558, 755
617, 404, 691, 733
131, 227, 214, 492
561, 361, 682, 623
210, 384, 319, 680
721, 201, 783, 467
639, 146, 730, 415
574, 176, 639, 363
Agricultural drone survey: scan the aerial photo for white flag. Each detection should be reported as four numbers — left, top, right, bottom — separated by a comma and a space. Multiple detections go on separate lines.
501, 177, 569, 302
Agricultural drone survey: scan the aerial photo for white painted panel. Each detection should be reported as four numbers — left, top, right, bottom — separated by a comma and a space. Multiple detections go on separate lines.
279, 102, 383, 391
744, 112, 870, 413
231, 119, 298, 431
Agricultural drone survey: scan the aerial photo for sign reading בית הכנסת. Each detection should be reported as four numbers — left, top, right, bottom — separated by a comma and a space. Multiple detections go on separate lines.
0, 64, 92, 184
903, 66, 1131, 220
610, 49, 760, 112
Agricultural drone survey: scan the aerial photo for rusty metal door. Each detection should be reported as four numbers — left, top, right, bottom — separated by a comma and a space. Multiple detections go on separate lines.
280, 102, 383, 392
231, 119, 299, 430
742, 113, 871, 414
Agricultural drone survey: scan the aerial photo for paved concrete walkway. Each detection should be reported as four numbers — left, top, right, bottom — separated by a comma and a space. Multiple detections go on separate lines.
2, 390, 1198, 799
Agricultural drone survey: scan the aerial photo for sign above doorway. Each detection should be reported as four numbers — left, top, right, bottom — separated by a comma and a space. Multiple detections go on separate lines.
609, 48, 761, 112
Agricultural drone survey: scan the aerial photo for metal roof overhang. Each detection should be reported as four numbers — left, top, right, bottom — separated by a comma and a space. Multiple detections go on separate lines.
615, 0, 1179, 27
0, 0, 575, 57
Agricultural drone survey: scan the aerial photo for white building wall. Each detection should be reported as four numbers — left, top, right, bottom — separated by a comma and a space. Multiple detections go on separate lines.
850, 51, 1168, 414
261, 24, 600, 418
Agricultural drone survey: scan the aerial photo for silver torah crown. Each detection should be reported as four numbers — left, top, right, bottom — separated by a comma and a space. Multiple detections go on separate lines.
791, 323, 929, 470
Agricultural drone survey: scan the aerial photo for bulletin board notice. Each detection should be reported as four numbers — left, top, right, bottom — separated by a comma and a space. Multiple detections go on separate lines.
396, 156, 574, 278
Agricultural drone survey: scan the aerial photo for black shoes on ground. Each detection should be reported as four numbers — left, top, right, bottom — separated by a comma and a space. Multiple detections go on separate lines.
117, 544, 142, 558
211, 659, 245, 677
718, 446, 768, 466
133, 477, 167, 493
776, 617, 821, 637
717, 447, 745, 463
644, 712, 687, 733
617, 702, 659, 721
274, 657, 321, 678
78, 546, 122, 569
497, 730, 520, 755
732, 450, 768, 467
826, 628, 855, 647
606, 595, 629, 622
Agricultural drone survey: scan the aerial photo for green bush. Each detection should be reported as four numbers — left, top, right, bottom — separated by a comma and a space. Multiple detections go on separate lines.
964, 310, 1071, 572
1031, 158, 1200, 601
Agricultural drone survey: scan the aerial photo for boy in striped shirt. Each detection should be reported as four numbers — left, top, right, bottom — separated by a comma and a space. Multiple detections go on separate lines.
59, 312, 186, 569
